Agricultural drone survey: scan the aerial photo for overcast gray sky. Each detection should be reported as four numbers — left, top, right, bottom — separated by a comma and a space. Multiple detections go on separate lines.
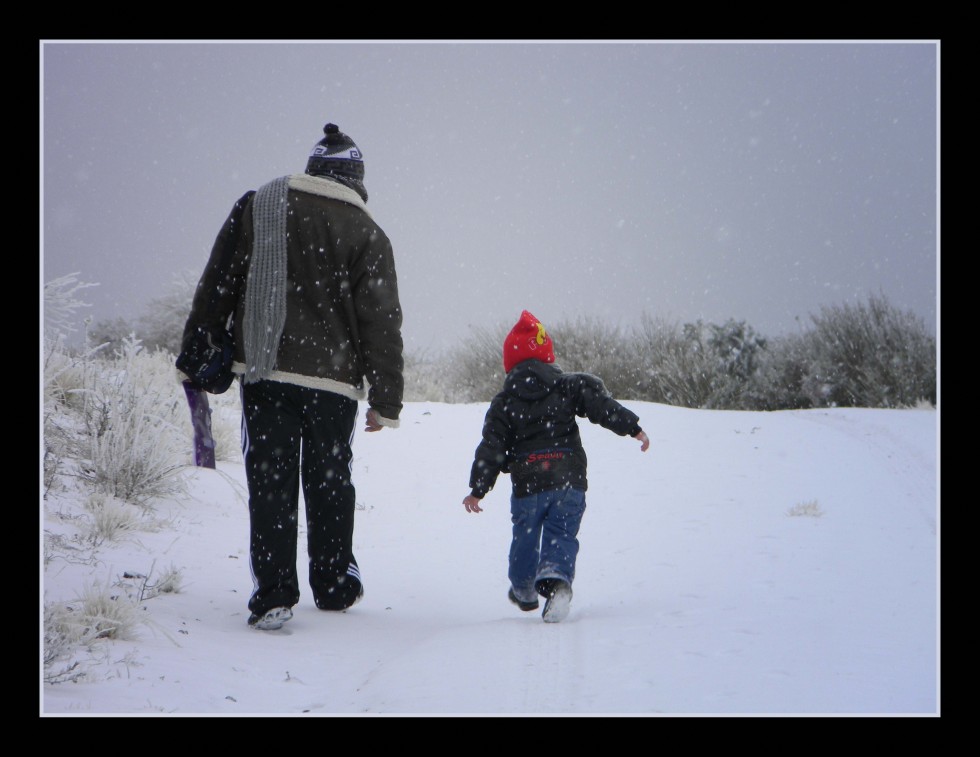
41, 40, 938, 354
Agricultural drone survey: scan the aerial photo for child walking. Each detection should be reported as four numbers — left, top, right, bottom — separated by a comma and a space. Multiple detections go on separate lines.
462, 310, 649, 622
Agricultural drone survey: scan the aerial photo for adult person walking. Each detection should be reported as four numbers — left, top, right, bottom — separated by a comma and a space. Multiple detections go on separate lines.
179, 122, 404, 630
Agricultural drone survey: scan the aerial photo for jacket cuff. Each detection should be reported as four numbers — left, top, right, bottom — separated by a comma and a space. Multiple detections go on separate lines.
374, 412, 400, 429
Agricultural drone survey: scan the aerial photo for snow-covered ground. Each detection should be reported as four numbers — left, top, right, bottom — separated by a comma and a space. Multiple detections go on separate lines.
41, 400, 938, 716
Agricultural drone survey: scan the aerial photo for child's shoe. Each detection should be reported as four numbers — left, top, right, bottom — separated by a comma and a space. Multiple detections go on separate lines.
539, 579, 573, 623
508, 587, 540, 612
247, 606, 293, 630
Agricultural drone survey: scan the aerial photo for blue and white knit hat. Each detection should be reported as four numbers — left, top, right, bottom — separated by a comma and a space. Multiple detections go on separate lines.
306, 123, 367, 202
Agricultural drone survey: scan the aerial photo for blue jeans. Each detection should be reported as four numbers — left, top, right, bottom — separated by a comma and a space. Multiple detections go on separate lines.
508, 487, 586, 603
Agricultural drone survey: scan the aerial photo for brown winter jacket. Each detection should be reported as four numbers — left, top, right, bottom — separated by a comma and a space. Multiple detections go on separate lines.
182, 174, 404, 426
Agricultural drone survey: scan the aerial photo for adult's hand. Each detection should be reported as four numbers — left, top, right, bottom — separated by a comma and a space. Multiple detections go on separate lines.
463, 494, 483, 513
365, 409, 384, 432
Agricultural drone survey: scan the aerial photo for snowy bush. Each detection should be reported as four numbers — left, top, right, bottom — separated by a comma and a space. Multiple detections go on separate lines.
143, 563, 185, 597
44, 275, 106, 496
43, 562, 183, 685
742, 332, 813, 411
43, 272, 97, 344
43, 602, 95, 684
700, 319, 767, 409
207, 389, 243, 463
43, 272, 107, 411
403, 349, 455, 402
87, 270, 198, 355
44, 339, 105, 414
548, 316, 643, 400
441, 315, 767, 409
440, 317, 649, 403
631, 316, 718, 408
43, 590, 143, 685
800, 295, 936, 409
86, 316, 137, 357
136, 270, 199, 354
125, 345, 242, 465
49, 578, 149, 644
87, 270, 197, 355
628, 298, 935, 411
81, 493, 143, 547
43, 378, 76, 496
43, 529, 92, 570
68, 337, 187, 507
442, 322, 509, 402
787, 500, 824, 517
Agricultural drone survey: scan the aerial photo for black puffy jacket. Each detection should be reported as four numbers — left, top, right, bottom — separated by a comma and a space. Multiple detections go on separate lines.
468, 360, 643, 498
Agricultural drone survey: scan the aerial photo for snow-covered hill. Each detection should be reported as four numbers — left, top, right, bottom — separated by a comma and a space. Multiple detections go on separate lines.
41, 400, 938, 716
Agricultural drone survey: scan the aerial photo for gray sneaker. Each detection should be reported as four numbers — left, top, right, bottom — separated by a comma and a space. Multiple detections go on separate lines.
541, 581, 572, 623
247, 606, 293, 630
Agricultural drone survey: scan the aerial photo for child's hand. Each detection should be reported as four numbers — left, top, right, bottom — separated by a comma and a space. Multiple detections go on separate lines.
634, 430, 650, 452
463, 494, 483, 513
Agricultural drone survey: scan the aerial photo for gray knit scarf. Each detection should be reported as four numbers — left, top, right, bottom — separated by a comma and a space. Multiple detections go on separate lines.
242, 176, 290, 384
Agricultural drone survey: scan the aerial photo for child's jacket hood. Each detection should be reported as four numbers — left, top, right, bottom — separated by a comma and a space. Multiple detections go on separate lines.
504, 360, 562, 401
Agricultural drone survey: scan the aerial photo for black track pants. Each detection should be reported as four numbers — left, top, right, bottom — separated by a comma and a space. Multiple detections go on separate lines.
241, 380, 363, 615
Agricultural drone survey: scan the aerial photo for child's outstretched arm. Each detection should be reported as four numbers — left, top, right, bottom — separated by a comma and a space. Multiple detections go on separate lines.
464, 398, 511, 514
